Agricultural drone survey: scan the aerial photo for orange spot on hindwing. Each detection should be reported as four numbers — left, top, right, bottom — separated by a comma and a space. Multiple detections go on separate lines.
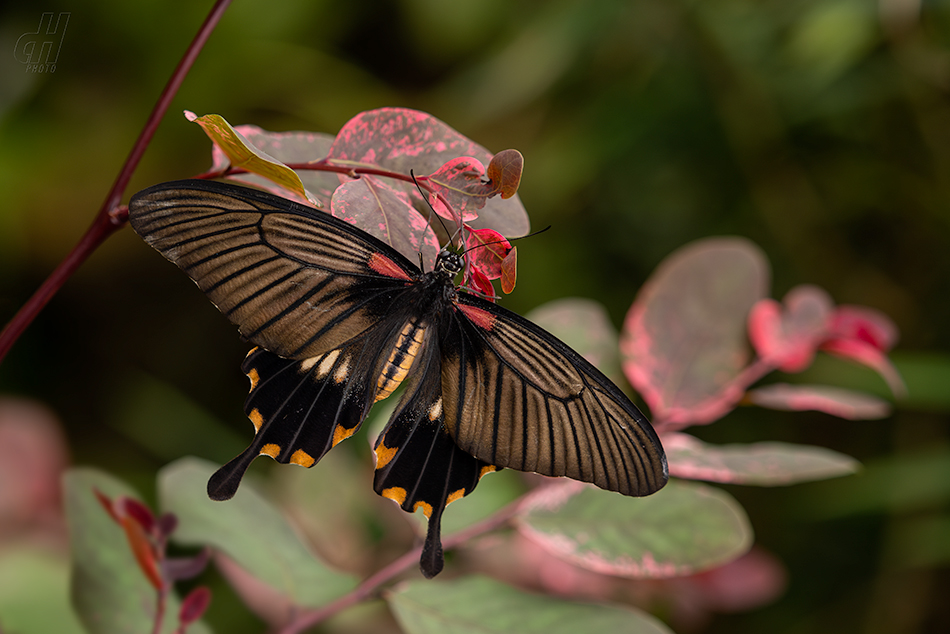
260, 444, 280, 459
290, 449, 315, 467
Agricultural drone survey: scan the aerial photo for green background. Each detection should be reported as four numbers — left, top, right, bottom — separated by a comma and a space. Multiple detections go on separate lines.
1, 1, 948, 632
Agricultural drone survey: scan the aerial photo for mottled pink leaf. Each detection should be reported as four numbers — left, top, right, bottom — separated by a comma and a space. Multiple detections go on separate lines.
621, 238, 770, 429
518, 481, 752, 578
748, 285, 833, 372
327, 107, 529, 237
465, 227, 511, 280
747, 383, 891, 419
664, 432, 860, 485
426, 156, 496, 222
330, 177, 439, 268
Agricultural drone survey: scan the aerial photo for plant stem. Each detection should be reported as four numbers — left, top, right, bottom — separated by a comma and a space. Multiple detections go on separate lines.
0, 0, 232, 364
278, 496, 525, 634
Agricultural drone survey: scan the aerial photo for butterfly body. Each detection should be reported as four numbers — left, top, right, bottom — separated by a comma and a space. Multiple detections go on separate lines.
128, 179, 667, 577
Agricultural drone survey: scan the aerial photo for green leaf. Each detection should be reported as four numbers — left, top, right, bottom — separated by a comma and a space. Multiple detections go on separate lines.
387, 575, 672, 634
158, 457, 357, 607
519, 481, 752, 577
186, 111, 314, 203
665, 433, 861, 485
64, 468, 212, 634
0, 548, 84, 634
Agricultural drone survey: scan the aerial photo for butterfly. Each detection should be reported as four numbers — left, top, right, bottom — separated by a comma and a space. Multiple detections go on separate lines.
128, 179, 668, 577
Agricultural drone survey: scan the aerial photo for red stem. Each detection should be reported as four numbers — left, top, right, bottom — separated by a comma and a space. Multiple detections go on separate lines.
278, 496, 526, 634
0, 0, 232, 364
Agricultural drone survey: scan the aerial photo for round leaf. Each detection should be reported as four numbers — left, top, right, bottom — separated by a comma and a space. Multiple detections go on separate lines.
518, 481, 752, 578
387, 575, 672, 634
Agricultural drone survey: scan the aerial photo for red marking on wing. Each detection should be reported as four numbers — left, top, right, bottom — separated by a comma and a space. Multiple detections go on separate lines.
458, 303, 496, 330
368, 252, 412, 281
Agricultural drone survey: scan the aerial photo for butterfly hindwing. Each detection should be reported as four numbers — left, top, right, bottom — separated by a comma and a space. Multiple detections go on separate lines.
129, 180, 420, 360
441, 294, 668, 497
372, 339, 494, 578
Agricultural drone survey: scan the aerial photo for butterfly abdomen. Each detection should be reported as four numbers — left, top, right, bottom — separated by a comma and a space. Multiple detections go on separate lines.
375, 319, 428, 402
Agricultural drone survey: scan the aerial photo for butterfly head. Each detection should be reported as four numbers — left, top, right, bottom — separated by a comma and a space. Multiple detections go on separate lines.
435, 249, 464, 278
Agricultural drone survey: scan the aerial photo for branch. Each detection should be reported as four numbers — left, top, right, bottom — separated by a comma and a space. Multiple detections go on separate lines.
0, 0, 233, 364
278, 495, 526, 634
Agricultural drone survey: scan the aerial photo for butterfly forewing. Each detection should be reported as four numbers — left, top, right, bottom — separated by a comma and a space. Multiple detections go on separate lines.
129, 181, 418, 359
441, 295, 667, 497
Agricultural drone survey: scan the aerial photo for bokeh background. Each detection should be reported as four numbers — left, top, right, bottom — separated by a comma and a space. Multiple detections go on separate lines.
1, 1, 949, 632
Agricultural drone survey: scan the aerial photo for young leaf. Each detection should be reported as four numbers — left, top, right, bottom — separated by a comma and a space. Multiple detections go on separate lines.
500, 246, 518, 294
177, 586, 212, 628
65, 469, 211, 634
486, 149, 524, 199
387, 575, 672, 634
330, 176, 440, 268
746, 383, 891, 419
464, 227, 512, 280
621, 237, 769, 427
664, 432, 861, 485
822, 305, 905, 396
157, 457, 357, 608
748, 285, 833, 372
185, 111, 314, 203
518, 481, 752, 578
326, 107, 529, 237
213, 125, 339, 206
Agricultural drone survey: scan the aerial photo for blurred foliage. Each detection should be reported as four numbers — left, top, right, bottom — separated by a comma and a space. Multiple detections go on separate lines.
1, 0, 949, 632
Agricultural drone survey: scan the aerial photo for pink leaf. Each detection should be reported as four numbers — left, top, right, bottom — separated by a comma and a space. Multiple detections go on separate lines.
426, 156, 496, 222
621, 238, 770, 429
746, 383, 891, 419
748, 285, 833, 372
178, 586, 212, 627
664, 432, 860, 485
330, 176, 439, 268
327, 107, 529, 237
821, 305, 906, 397
466, 266, 497, 301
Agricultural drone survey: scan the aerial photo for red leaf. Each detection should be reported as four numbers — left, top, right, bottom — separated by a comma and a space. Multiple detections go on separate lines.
621, 238, 769, 428
486, 149, 524, 199
501, 246, 518, 294
465, 227, 511, 280
746, 383, 891, 419
467, 266, 497, 301
426, 156, 496, 222
821, 305, 905, 396
118, 496, 157, 534
120, 515, 163, 590
178, 586, 212, 626
747, 285, 833, 372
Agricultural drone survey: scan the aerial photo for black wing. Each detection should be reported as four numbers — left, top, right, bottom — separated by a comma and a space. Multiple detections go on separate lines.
128, 179, 420, 359
441, 294, 668, 497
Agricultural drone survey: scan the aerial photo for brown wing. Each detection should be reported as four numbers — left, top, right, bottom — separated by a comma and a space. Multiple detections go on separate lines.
128, 179, 420, 359
440, 294, 668, 497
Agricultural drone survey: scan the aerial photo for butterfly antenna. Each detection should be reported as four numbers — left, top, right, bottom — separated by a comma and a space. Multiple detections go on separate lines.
410, 171, 463, 249
459, 224, 552, 256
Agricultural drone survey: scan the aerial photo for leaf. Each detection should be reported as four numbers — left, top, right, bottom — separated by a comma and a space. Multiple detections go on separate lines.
64, 468, 211, 634
500, 246, 517, 294
158, 457, 357, 608
185, 111, 314, 204
426, 156, 497, 222
486, 149, 524, 199
387, 575, 672, 634
621, 237, 770, 428
518, 480, 752, 578
0, 548, 85, 634
746, 383, 891, 419
664, 433, 861, 485
213, 125, 339, 207
326, 107, 529, 237
526, 298, 624, 388
330, 176, 440, 267
747, 285, 833, 372
464, 227, 511, 280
